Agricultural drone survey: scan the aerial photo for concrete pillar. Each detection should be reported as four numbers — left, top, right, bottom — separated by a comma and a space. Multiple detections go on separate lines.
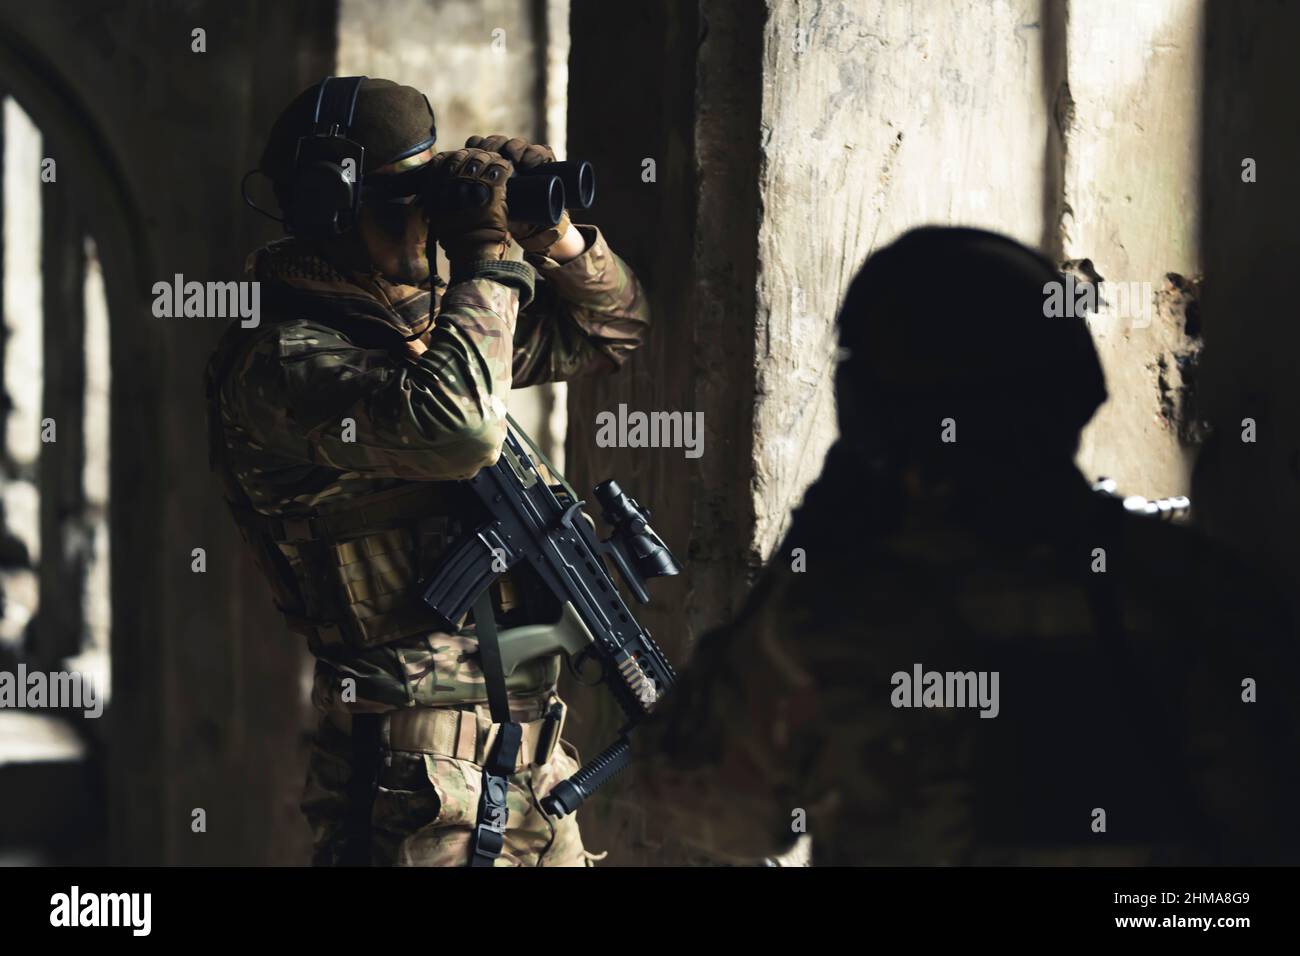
33, 168, 87, 669
565, 0, 713, 863
1193, 0, 1300, 613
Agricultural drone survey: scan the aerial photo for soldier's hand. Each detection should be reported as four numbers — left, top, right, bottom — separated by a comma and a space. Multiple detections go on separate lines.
465, 134, 554, 171
426, 147, 514, 269
465, 133, 572, 256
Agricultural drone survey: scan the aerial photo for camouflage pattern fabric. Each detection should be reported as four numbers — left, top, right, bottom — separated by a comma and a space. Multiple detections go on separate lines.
302, 701, 595, 867
210, 223, 647, 708
633, 443, 1300, 866
217, 224, 645, 501
208, 224, 648, 865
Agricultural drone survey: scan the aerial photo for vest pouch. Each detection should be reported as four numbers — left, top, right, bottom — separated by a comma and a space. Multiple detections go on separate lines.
327, 523, 449, 648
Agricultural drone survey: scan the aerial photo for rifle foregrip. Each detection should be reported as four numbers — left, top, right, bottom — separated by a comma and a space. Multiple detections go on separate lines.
540, 736, 632, 818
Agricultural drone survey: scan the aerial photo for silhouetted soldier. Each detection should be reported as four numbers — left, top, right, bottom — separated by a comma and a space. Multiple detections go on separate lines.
635, 227, 1300, 865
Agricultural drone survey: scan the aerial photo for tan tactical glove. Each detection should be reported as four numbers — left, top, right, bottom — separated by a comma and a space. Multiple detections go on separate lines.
427, 148, 514, 269
465, 134, 571, 255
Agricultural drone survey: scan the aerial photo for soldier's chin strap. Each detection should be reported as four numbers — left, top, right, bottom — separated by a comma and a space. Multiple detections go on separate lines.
468, 589, 520, 867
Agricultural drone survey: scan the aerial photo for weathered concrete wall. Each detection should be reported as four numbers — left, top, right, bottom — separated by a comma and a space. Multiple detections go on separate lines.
0, 0, 336, 864
339, 0, 543, 148
757, 0, 1211, 541
1068, 0, 1204, 499
1192, 0, 1300, 612
755, 0, 1049, 555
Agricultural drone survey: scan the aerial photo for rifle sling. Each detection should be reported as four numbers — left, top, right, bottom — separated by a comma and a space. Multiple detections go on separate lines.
468, 588, 520, 866
474, 589, 513, 726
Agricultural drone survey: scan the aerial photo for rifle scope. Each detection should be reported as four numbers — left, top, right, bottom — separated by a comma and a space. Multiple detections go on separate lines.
595, 479, 681, 581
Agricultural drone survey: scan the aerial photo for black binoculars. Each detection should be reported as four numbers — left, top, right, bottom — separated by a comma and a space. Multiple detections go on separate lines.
428, 159, 595, 226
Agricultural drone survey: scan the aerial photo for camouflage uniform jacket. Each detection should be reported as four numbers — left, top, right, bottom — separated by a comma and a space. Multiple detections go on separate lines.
633, 442, 1300, 865
207, 225, 648, 714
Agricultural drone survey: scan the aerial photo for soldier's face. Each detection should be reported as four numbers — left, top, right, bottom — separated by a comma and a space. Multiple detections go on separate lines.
357, 198, 430, 285
357, 148, 436, 285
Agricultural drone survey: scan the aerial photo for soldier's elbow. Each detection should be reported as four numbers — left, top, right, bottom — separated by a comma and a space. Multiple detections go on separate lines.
453, 415, 508, 475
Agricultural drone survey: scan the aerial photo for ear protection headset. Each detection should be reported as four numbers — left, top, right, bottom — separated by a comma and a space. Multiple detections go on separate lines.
242, 76, 439, 237
285, 75, 368, 238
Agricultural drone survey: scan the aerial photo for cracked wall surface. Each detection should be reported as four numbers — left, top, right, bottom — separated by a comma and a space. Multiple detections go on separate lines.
1067, 0, 1204, 499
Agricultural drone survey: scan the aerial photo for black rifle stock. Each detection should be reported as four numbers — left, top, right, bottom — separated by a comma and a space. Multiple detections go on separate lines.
421, 428, 679, 816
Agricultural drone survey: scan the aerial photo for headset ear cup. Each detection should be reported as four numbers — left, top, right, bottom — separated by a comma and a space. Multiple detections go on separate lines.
290, 161, 356, 236
283, 76, 369, 237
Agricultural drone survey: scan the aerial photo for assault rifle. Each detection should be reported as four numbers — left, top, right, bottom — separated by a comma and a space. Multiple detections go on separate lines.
420, 425, 680, 816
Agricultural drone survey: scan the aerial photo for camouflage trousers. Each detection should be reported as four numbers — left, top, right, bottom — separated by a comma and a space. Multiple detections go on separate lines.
302, 694, 595, 866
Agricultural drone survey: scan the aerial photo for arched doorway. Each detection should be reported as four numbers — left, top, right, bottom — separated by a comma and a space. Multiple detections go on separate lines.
0, 27, 149, 864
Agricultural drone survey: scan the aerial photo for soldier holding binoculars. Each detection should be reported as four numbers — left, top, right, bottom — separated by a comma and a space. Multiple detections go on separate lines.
207, 77, 650, 866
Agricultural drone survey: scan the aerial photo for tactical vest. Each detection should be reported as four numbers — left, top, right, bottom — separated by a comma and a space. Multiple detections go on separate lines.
204, 299, 508, 657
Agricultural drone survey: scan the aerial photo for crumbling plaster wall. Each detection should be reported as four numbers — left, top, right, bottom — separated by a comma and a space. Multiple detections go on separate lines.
755, 0, 1050, 556
1067, 0, 1204, 500
756, 0, 1206, 553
